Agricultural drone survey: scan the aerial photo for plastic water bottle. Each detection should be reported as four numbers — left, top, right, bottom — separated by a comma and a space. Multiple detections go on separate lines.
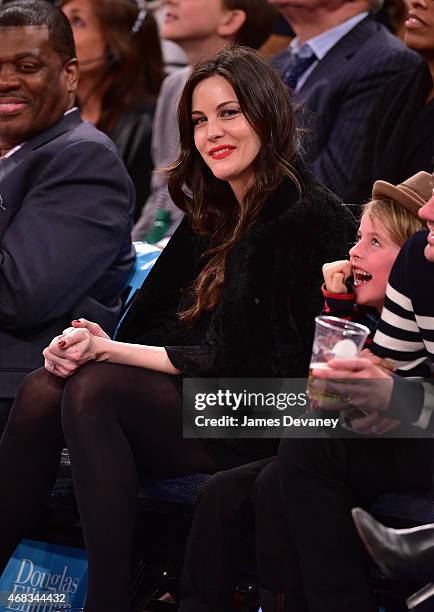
145, 209, 171, 244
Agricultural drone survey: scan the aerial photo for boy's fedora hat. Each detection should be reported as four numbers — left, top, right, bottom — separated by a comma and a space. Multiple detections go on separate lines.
372, 171, 433, 217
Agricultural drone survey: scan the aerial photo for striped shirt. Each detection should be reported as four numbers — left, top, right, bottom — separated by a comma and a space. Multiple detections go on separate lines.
372, 230, 434, 428
372, 230, 433, 376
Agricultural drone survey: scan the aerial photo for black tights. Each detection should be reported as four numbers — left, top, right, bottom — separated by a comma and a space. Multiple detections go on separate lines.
0, 363, 222, 612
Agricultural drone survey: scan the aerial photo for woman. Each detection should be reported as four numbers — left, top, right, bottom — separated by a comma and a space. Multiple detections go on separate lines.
345, 0, 434, 204
61, 0, 165, 221
0, 47, 352, 611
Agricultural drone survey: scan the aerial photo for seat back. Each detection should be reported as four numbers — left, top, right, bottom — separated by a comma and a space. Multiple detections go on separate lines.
113, 242, 161, 338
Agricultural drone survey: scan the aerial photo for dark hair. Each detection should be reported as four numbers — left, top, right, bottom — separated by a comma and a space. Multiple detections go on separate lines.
0, 0, 76, 62
60, 0, 165, 132
168, 46, 302, 323
375, 0, 406, 34
223, 0, 277, 50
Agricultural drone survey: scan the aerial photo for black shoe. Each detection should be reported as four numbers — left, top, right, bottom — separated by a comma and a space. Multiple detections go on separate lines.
352, 507, 434, 582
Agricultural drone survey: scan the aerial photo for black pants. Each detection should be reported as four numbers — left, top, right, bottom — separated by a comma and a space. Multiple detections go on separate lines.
179, 435, 432, 612
179, 457, 307, 612
277, 436, 433, 612
0, 363, 250, 612
180, 458, 265, 611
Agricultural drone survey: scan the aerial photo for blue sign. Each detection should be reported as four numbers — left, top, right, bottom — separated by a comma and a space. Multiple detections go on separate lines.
0, 540, 87, 611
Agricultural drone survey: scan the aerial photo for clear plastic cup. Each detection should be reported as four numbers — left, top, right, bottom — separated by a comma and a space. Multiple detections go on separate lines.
307, 316, 370, 407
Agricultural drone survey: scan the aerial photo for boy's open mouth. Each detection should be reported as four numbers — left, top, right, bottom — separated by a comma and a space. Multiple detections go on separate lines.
353, 269, 372, 286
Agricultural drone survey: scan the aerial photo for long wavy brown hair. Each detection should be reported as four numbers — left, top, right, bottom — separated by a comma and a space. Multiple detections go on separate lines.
168, 46, 303, 324
60, 0, 165, 132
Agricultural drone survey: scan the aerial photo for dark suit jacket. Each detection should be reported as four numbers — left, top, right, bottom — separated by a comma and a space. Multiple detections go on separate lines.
272, 16, 421, 199
344, 62, 434, 204
0, 110, 135, 397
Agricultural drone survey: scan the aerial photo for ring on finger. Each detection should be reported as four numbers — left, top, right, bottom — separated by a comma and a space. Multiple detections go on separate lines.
370, 424, 379, 434
49, 361, 56, 371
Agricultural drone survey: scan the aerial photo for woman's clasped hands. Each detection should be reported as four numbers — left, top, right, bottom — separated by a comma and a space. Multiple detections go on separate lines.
43, 319, 110, 378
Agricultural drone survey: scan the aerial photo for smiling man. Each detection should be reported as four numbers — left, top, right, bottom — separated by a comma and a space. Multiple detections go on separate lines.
0, 1, 134, 429
0, 27, 72, 151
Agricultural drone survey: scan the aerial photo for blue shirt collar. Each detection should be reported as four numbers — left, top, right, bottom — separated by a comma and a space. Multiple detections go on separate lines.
289, 11, 369, 59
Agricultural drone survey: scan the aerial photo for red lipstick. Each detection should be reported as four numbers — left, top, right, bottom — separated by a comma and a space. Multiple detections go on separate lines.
208, 145, 236, 160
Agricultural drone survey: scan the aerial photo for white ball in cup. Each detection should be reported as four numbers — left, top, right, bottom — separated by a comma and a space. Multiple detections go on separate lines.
331, 339, 358, 359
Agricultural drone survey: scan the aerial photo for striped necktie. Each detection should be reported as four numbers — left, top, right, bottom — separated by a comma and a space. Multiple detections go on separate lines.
283, 45, 317, 91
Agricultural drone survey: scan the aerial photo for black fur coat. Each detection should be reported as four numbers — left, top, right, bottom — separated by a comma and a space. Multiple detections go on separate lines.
117, 172, 355, 381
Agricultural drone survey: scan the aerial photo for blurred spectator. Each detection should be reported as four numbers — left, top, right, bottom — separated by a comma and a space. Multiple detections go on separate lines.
271, 0, 421, 200
345, 0, 434, 204
152, 0, 187, 72
376, 0, 408, 35
132, 0, 276, 243
0, 2, 134, 429
60, 0, 165, 222
260, 13, 294, 58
